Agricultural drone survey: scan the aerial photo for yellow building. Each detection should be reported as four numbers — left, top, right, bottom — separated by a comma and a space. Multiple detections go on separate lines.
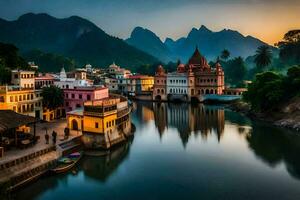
0, 70, 43, 118
67, 94, 132, 149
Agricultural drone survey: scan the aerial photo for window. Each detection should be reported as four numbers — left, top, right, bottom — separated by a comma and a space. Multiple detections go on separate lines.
79, 94, 82, 99
10, 96, 13, 102
72, 94, 75, 98
87, 95, 91, 101
95, 122, 99, 128
31, 94, 34, 99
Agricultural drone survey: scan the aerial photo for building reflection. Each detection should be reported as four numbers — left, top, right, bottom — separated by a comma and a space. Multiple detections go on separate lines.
151, 102, 225, 146
81, 138, 133, 182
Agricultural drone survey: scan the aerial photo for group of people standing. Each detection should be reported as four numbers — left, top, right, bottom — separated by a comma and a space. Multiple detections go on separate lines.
44, 131, 57, 145
44, 127, 70, 145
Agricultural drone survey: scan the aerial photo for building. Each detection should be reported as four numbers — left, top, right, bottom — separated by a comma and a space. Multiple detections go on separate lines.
67, 94, 133, 149
153, 47, 226, 102
54, 68, 92, 89
127, 75, 154, 96
64, 86, 109, 112
0, 70, 43, 118
35, 74, 55, 89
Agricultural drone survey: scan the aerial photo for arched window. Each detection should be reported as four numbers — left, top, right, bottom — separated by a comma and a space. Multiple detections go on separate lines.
157, 89, 160, 94
210, 89, 214, 94
205, 89, 209, 94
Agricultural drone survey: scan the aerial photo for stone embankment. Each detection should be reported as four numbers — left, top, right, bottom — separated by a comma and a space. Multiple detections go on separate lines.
229, 97, 300, 132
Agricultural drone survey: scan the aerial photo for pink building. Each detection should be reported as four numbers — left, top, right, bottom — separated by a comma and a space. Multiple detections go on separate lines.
64, 86, 109, 112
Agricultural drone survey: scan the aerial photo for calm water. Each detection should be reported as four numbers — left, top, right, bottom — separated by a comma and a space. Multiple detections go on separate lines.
16, 102, 300, 200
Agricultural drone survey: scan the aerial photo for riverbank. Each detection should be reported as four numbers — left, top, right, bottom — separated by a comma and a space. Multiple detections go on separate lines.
229, 97, 300, 132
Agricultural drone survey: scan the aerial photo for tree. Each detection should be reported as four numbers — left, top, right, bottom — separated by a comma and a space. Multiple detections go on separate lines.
223, 57, 247, 85
276, 30, 300, 65
243, 71, 284, 111
41, 86, 64, 110
254, 45, 272, 70
221, 49, 230, 61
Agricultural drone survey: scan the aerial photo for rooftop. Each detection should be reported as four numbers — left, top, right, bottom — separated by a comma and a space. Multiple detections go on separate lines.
0, 110, 38, 133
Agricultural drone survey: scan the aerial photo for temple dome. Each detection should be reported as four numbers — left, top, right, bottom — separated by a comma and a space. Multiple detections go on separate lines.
188, 46, 209, 68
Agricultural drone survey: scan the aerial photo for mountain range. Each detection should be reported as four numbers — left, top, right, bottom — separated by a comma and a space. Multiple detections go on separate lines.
126, 25, 276, 63
0, 13, 277, 72
0, 13, 157, 71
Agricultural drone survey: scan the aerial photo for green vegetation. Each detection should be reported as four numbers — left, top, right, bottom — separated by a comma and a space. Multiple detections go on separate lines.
276, 30, 300, 66
221, 49, 230, 61
243, 66, 300, 111
222, 56, 247, 86
135, 61, 177, 75
254, 45, 273, 70
41, 86, 64, 110
0, 42, 30, 84
23, 49, 77, 72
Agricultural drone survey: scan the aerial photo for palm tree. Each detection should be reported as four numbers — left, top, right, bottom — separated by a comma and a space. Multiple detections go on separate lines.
221, 49, 230, 61
254, 45, 272, 69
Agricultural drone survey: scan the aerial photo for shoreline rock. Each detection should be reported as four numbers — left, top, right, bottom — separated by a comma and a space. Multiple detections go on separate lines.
229, 99, 300, 132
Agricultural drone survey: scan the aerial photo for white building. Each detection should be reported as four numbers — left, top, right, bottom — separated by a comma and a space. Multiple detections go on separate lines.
54, 68, 93, 89
166, 72, 189, 95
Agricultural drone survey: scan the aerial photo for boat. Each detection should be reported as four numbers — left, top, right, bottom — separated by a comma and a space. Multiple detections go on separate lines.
51, 151, 82, 174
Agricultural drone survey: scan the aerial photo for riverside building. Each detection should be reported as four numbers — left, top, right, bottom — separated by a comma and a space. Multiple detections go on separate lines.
153, 47, 226, 102
0, 70, 43, 118
66, 94, 132, 149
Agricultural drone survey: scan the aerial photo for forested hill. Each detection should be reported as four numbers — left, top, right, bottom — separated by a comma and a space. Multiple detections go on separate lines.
0, 13, 158, 71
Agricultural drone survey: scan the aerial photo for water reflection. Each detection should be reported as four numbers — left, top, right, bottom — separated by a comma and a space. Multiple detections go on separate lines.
133, 102, 300, 180
246, 122, 300, 180
81, 138, 133, 182
135, 102, 227, 146
15, 102, 300, 200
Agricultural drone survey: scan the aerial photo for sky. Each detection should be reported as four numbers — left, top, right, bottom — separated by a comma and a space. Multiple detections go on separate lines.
0, 0, 299, 45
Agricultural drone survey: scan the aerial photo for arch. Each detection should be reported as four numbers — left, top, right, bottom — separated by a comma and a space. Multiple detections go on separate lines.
157, 89, 160, 94
72, 119, 79, 130
210, 89, 214, 94
161, 89, 164, 94
205, 89, 210, 94
201, 89, 204, 94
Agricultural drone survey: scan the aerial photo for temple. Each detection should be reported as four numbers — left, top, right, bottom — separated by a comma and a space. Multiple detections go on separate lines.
153, 47, 225, 102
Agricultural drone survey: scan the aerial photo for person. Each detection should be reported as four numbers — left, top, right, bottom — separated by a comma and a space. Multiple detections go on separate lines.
52, 131, 57, 145
45, 133, 49, 144
64, 127, 70, 139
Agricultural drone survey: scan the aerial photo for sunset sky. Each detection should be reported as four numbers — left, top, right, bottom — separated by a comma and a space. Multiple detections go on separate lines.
0, 0, 299, 45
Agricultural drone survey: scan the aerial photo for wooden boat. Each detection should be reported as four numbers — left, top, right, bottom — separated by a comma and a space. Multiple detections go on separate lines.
51, 152, 82, 174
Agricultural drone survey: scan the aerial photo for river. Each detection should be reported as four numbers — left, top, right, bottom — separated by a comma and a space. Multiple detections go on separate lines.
15, 102, 300, 200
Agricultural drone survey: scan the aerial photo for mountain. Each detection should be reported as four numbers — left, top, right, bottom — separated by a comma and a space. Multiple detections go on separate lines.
127, 25, 277, 63
126, 27, 173, 63
0, 13, 158, 71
